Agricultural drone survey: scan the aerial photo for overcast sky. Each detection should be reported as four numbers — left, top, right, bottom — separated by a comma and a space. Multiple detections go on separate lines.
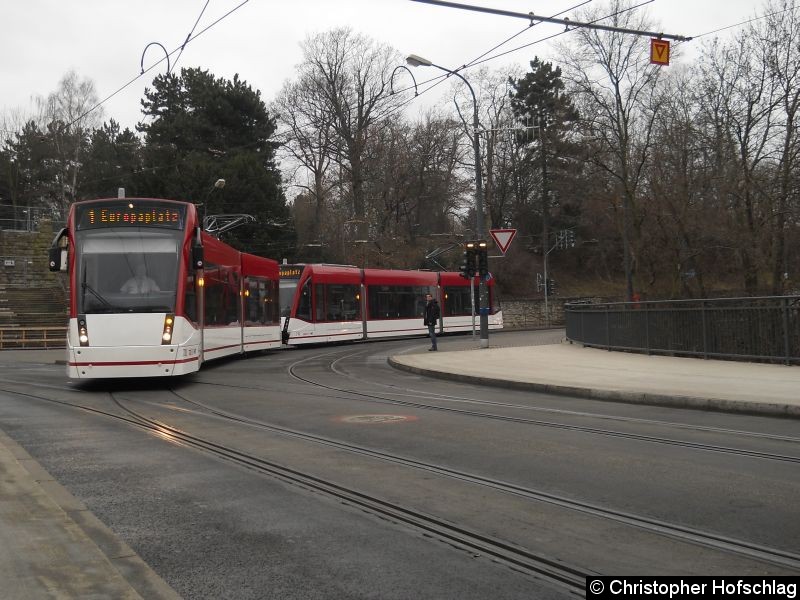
3, 0, 767, 132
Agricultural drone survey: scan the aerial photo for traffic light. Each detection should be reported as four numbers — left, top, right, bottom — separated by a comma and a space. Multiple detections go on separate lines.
477, 240, 489, 277
546, 278, 557, 296
460, 241, 477, 279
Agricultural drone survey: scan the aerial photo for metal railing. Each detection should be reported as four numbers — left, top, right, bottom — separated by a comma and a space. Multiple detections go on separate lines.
0, 327, 66, 349
565, 296, 800, 364
0, 204, 65, 232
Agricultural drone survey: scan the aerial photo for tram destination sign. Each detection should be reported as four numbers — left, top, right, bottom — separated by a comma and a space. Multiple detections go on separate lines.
279, 266, 303, 278
75, 201, 187, 231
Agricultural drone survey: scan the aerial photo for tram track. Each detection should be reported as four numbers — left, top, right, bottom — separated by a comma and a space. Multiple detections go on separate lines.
0, 382, 590, 593
2, 378, 800, 581
158, 386, 800, 573
329, 349, 800, 445
193, 345, 800, 450
183, 347, 800, 452
279, 352, 800, 466
2, 343, 800, 574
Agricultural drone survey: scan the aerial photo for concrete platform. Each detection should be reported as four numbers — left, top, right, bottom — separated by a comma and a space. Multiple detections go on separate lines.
0, 349, 180, 598
389, 340, 800, 419
0, 429, 180, 600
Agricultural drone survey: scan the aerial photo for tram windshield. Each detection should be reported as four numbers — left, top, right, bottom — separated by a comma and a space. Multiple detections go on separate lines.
75, 229, 182, 314
278, 265, 304, 318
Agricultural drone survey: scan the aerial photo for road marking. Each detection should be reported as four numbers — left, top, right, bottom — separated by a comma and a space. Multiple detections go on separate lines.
336, 414, 418, 424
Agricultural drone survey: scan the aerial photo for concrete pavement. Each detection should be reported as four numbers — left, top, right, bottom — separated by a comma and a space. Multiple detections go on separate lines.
0, 428, 181, 600
389, 334, 800, 419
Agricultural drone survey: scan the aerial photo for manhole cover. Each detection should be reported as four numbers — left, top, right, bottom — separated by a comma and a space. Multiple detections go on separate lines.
337, 415, 417, 424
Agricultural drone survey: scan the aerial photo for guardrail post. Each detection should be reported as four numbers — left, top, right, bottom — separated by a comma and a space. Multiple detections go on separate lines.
605, 304, 610, 350
701, 300, 708, 359
782, 298, 790, 366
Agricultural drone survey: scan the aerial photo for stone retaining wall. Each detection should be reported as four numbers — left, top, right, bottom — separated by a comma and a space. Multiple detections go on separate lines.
0, 220, 63, 288
500, 296, 611, 329
500, 298, 562, 328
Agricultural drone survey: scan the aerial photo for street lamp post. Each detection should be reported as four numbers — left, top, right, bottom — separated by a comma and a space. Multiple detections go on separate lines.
200, 178, 226, 230
406, 54, 489, 348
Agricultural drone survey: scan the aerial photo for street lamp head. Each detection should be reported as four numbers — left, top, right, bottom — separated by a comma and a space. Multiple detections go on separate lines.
406, 54, 432, 68
214, 178, 226, 189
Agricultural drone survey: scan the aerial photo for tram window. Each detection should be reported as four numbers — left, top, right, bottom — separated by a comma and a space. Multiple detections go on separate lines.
245, 277, 276, 325
367, 285, 429, 319
279, 279, 299, 318
444, 286, 478, 316
78, 256, 178, 314
226, 269, 241, 325
268, 279, 279, 323
296, 280, 312, 321
76, 231, 180, 314
184, 274, 197, 323
202, 265, 240, 325
315, 284, 325, 322
100, 254, 175, 295
324, 284, 360, 321
204, 264, 224, 325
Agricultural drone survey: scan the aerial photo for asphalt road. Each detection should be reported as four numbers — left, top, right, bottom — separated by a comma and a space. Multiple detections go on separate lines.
0, 329, 798, 599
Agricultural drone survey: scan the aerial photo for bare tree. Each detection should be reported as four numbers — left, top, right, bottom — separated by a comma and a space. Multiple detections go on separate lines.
695, 29, 778, 293
559, 0, 668, 300
273, 76, 336, 246
364, 110, 467, 245
758, 0, 800, 292
468, 67, 517, 231
298, 28, 405, 242
643, 69, 714, 297
35, 70, 102, 212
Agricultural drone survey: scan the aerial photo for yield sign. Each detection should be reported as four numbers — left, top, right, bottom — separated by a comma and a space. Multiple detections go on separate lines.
489, 228, 517, 254
650, 38, 670, 66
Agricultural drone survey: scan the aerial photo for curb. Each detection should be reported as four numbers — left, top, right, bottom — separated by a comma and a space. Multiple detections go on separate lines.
387, 357, 800, 420
0, 429, 182, 600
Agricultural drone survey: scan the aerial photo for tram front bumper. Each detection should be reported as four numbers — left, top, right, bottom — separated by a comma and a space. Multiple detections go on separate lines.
67, 344, 200, 378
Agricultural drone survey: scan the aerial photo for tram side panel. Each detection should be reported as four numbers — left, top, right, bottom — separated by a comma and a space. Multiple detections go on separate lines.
282, 265, 503, 347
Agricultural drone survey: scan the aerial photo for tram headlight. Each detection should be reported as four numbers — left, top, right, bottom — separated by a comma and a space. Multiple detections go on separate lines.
77, 317, 89, 346
162, 314, 175, 344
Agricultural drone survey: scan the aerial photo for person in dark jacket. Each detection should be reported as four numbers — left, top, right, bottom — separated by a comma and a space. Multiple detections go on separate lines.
423, 293, 440, 351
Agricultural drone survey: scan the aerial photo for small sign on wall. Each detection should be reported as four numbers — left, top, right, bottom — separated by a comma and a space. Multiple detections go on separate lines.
3, 259, 15, 267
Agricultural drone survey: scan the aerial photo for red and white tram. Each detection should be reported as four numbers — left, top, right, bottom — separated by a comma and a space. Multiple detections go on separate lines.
281, 264, 503, 345
49, 198, 281, 378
